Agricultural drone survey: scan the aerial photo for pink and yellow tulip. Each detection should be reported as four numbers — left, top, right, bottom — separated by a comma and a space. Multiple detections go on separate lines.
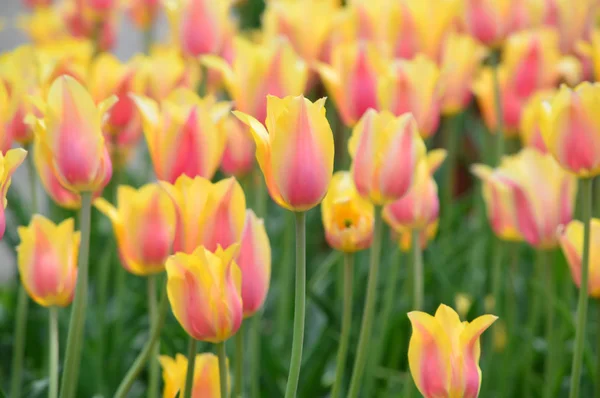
160, 353, 229, 398
559, 219, 600, 297
165, 244, 243, 342
132, 88, 231, 183
321, 171, 374, 253
460, 0, 516, 45
396, 221, 439, 253
519, 90, 554, 153
140, 47, 201, 101
220, 117, 255, 177
234, 95, 335, 212
94, 184, 175, 275
0, 148, 28, 238
407, 304, 497, 398
17, 215, 80, 307
348, 109, 425, 205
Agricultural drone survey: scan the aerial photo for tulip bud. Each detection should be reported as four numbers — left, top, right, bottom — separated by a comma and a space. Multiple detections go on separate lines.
460, 0, 513, 45
127, 0, 160, 30
166, 244, 243, 342
559, 219, 600, 297
455, 293, 473, 319
519, 91, 554, 153
0, 148, 28, 238
17, 7, 67, 45
379, 55, 443, 138
30, 75, 114, 193
234, 95, 335, 211
140, 47, 201, 101
348, 109, 425, 205
220, 117, 255, 177
132, 88, 231, 183
160, 353, 229, 398
17, 215, 80, 307
408, 304, 497, 398
540, 82, 600, 177
94, 184, 175, 275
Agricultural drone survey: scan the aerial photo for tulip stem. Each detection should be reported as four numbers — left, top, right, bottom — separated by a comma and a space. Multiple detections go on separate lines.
331, 253, 354, 398
217, 341, 228, 398
596, 300, 600, 398
184, 337, 197, 398
277, 212, 295, 340
569, 177, 593, 398
347, 206, 383, 398
542, 249, 556, 398
284, 211, 306, 398
49, 307, 59, 398
523, 250, 544, 397
250, 314, 261, 398
114, 281, 169, 398
412, 229, 424, 311
147, 275, 159, 398
143, 23, 154, 54
235, 325, 243, 397
59, 191, 93, 398
491, 52, 504, 166
9, 284, 29, 398
441, 112, 462, 234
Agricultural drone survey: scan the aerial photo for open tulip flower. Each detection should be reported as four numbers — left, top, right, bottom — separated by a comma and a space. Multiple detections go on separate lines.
321, 171, 374, 253
17, 215, 80, 307
166, 244, 243, 343
94, 184, 175, 275
559, 219, 600, 297
203, 36, 308, 125
519, 90, 554, 153
160, 175, 246, 254
160, 353, 229, 398
234, 95, 335, 212
0, 148, 28, 238
132, 88, 231, 183
348, 109, 426, 205
408, 304, 498, 398
540, 82, 600, 178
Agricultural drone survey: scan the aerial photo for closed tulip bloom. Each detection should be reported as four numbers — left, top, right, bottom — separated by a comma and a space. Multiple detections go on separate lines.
94, 184, 175, 275
0, 148, 28, 238
126, 0, 160, 30
519, 91, 554, 153
234, 95, 335, 211
440, 33, 487, 115
203, 36, 308, 124
316, 41, 387, 126
379, 55, 443, 138
460, 0, 513, 45
30, 75, 115, 193
348, 109, 426, 205
160, 353, 229, 398
559, 219, 600, 297
17, 215, 80, 307
220, 117, 255, 177
408, 304, 498, 398
160, 175, 246, 254
540, 82, 600, 177
133, 88, 231, 183
238, 210, 271, 317
541, 0, 596, 54
166, 244, 243, 342
322, 171, 374, 253
384, 149, 446, 231
141, 47, 201, 101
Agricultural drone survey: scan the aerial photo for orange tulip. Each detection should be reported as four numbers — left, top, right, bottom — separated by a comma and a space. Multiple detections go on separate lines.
160, 353, 229, 398
17, 215, 80, 307
0, 148, 28, 238
220, 117, 255, 177
559, 219, 600, 297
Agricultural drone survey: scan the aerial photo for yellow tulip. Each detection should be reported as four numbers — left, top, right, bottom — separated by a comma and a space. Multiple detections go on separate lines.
519, 90, 554, 153
559, 219, 600, 297
234, 95, 335, 211
321, 171, 375, 253
17, 215, 80, 307
0, 148, 28, 239
165, 245, 243, 343
408, 304, 497, 398
17, 6, 66, 45
160, 353, 229, 398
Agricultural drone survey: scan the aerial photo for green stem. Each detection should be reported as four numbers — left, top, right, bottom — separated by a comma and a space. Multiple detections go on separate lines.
49, 307, 59, 398
569, 177, 593, 398
441, 113, 461, 233
142, 23, 154, 54
523, 250, 544, 398
347, 206, 383, 398
491, 53, 504, 166
277, 212, 295, 339
217, 341, 228, 398
250, 315, 261, 398
284, 211, 307, 398
114, 281, 169, 398
331, 253, 354, 398
596, 300, 600, 398
543, 250, 555, 398
235, 325, 243, 397
59, 192, 93, 398
9, 285, 29, 398
147, 276, 159, 398
411, 229, 424, 311
253, 166, 267, 219
183, 337, 197, 398
96, 246, 112, 394
491, 238, 505, 319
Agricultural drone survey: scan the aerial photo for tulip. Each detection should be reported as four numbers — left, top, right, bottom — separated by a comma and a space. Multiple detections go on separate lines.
126, 0, 160, 30
17, 215, 80, 307
17, 7, 67, 45
559, 219, 600, 297
165, 0, 235, 57
132, 88, 231, 183
379, 55, 443, 138
540, 82, 600, 178
541, 0, 596, 54
160, 353, 229, 398
455, 293, 474, 319
94, 184, 175, 275
316, 41, 387, 126
0, 148, 28, 238
160, 175, 246, 254
519, 90, 554, 153
0, 78, 15, 153
220, 117, 255, 177
238, 210, 271, 317
234, 95, 335, 211
407, 304, 498, 398
23, 0, 52, 7
166, 244, 242, 342
29, 75, 114, 193
460, 0, 514, 45
348, 109, 426, 205
396, 221, 439, 253
62, 0, 118, 51
140, 47, 201, 101
321, 171, 374, 253
203, 36, 308, 124
440, 33, 487, 115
